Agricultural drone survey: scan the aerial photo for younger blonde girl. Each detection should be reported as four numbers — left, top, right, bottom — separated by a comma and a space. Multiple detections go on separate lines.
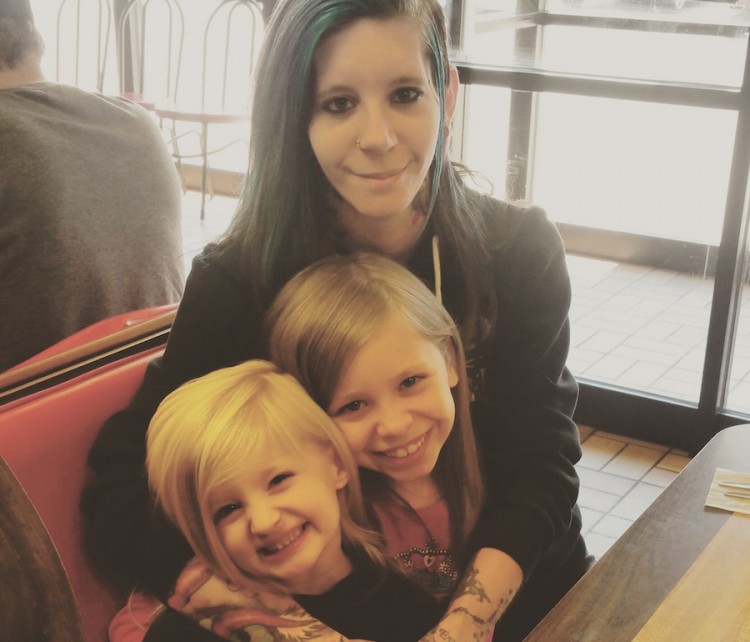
141, 359, 439, 642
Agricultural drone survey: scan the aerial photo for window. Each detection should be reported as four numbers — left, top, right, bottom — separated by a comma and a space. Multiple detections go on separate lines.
450, 0, 750, 449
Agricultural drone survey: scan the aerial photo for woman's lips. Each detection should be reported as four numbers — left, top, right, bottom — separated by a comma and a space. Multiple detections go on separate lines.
360, 168, 402, 180
355, 164, 407, 182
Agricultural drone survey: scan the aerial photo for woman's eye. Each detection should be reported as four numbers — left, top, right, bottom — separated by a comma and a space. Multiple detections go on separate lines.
213, 503, 240, 524
392, 87, 423, 104
323, 96, 354, 114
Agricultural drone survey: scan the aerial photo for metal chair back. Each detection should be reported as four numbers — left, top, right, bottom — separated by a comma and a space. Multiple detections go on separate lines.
200, 0, 264, 112
118, 0, 184, 105
55, 0, 112, 92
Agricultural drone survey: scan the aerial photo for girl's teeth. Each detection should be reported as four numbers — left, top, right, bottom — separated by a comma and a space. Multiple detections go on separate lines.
386, 435, 425, 458
262, 526, 303, 553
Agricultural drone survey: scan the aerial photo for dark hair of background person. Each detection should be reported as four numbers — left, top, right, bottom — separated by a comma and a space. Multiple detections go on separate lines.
0, 0, 44, 71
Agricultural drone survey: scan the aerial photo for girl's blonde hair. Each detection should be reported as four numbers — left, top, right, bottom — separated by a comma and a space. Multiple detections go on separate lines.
146, 359, 386, 589
267, 253, 484, 552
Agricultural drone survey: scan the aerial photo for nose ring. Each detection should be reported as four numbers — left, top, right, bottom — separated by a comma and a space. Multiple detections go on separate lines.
356, 138, 361, 149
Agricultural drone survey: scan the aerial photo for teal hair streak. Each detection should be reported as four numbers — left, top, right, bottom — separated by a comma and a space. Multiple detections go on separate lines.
427, 24, 446, 217
257, 2, 342, 291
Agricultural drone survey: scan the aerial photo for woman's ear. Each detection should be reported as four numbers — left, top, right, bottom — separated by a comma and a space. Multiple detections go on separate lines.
444, 65, 460, 125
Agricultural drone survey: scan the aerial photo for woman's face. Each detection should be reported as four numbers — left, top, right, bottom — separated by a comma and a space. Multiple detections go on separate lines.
308, 16, 444, 233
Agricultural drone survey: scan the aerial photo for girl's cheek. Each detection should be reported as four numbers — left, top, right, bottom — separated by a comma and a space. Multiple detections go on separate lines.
337, 423, 369, 456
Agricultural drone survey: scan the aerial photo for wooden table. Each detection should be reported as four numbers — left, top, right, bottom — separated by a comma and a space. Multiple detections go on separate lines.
0, 457, 83, 642
525, 424, 750, 641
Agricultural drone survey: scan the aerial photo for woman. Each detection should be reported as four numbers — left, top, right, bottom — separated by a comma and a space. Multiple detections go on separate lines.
83, 0, 591, 639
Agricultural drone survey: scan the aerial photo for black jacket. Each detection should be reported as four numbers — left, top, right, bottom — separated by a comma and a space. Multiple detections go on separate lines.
144, 555, 440, 642
82, 190, 586, 639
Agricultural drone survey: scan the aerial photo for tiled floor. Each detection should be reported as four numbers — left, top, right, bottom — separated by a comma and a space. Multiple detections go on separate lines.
178, 191, 695, 561
576, 424, 691, 560
567, 255, 750, 415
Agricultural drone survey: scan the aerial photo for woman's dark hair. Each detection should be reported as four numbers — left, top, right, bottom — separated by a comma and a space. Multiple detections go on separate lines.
223, 0, 493, 351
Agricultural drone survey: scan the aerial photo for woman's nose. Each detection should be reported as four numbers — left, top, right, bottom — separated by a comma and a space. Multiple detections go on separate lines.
357, 104, 397, 152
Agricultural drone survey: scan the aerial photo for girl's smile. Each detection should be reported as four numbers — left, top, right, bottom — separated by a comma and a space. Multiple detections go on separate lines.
328, 312, 458, 505
209, 443, 351, 594
256, 523, 308, 558
379, 430, 429, 460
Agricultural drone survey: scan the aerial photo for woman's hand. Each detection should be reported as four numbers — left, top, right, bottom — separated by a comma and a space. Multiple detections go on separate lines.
420, 548, 523, 642
170, 557, 368, 641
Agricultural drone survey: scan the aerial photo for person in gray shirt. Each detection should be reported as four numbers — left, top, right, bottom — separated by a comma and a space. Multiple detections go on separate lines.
0, 0, 185, 371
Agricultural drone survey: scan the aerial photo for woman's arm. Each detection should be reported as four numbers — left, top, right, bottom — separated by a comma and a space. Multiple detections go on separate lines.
466, 203, 582, 576
81, 246, 263, 598
167, 553, 443, 642
420, 549, 522, 642
170, 558, 369, 642
429, 201, 583, 639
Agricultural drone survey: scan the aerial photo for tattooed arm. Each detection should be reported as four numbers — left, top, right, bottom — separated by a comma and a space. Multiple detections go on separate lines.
420, 549, 523, 642
171, 558, 370, 642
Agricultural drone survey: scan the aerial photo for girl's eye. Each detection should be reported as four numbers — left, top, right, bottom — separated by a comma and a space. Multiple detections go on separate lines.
269, 472, 293, 488
332, 400, 364, 416
323, 96, 354, 114
401, 375, 420, 389
213, 503, 240, 524
392, 87, 423, 104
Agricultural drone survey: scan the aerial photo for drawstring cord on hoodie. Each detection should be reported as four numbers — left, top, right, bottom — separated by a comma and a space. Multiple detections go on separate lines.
431, 235, 442, 305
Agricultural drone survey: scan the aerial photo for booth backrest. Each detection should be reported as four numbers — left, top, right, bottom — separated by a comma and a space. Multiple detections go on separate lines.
2, 304, 177, 392
0, 347, 164, 642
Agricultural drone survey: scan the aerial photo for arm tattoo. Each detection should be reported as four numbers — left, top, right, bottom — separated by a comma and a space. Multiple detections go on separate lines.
454, 567, 490, 604
419, 565, 519, 641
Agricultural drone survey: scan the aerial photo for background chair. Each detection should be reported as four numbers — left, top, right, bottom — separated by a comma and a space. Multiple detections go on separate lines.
116, 0, 189, 188
55, 0, 113, 92
117, 0, 184, 111
154, 0, 264, 220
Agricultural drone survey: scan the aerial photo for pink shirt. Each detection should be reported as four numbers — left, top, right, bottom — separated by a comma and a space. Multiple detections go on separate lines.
373, 497, 458, 601
108, 592, 164, 642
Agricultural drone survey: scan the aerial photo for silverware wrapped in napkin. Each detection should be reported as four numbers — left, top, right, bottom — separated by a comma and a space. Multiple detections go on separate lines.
705, 468, 750, 515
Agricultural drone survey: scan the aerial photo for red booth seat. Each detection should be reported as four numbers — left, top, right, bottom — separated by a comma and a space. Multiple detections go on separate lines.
0, 346, 164, 642
8, 303, 177, 372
